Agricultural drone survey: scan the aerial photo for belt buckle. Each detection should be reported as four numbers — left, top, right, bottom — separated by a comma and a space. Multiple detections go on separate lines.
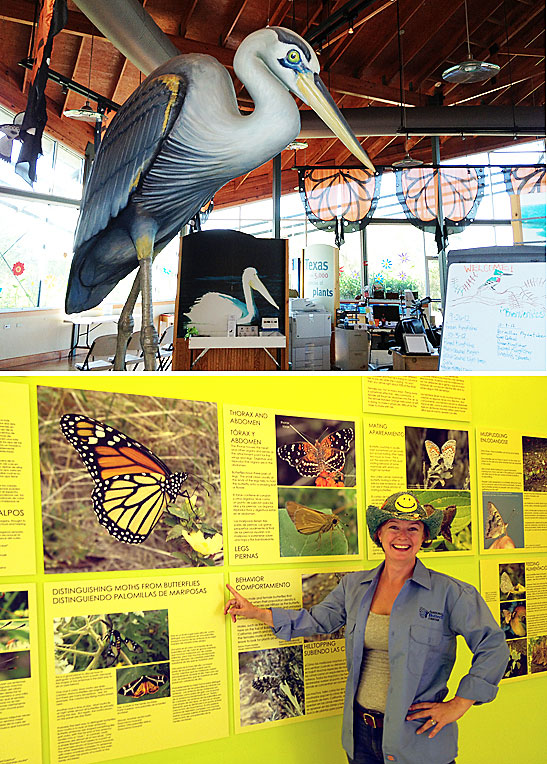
363, 712, 378, 728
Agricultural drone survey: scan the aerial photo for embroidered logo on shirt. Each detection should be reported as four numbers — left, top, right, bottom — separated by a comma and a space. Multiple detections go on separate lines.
419, 607, 443, 621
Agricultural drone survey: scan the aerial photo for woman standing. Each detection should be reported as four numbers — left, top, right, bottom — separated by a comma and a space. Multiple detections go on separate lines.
225, 491, 509, 764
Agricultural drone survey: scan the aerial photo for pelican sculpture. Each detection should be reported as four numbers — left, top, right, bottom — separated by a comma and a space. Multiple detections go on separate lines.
65, 26, 374, 370
184, 266, 279, 336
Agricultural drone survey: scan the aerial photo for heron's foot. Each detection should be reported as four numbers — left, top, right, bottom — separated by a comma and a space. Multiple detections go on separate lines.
114, 314, 134, 370
141, 324, 159, 371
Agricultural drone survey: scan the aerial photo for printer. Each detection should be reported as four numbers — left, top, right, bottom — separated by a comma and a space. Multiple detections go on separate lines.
289, 298, 331, 371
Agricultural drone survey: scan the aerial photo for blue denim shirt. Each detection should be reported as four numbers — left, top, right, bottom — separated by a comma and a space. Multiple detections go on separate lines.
271, 560, 509, 764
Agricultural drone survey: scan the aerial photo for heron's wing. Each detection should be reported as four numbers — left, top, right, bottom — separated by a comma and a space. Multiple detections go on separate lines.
74, 72, 187, 249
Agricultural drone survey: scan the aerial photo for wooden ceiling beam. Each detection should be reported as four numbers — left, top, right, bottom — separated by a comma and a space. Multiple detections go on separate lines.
60, 36, 85, 116
178, 0, 199, 38
220, 0, 250, 47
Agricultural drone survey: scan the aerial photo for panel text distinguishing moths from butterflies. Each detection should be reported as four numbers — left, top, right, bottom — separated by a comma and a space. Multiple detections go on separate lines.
43, 572, 229, 764
364, 416, 474, 558
0, 586, 42, 764
477, 428, 547, 553
480, 558, 547, 681
223, 406, 362, 565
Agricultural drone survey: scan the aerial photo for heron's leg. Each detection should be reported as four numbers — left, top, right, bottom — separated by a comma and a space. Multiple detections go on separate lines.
114, 272, 141, 371
139, 255, 158, 370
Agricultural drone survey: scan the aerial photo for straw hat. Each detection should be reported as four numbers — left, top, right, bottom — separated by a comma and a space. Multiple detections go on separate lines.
366, 491, 443, 548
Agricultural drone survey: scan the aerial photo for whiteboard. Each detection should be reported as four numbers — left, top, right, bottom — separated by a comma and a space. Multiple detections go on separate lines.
440, 246, 546, 371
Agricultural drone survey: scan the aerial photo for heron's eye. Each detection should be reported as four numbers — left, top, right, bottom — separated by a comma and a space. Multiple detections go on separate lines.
286, 49, 301, 64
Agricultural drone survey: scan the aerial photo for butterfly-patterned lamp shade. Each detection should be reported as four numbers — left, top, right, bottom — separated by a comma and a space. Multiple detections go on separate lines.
502, 165, 546, 196
298, 168, 380, 247
395, 167, 485, 235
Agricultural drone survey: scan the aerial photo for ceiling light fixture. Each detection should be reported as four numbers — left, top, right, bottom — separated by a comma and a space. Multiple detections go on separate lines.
392, 153, 424, 168
442, 0, 500, 84
286, 140, 308, 150
64, 35, 103, 122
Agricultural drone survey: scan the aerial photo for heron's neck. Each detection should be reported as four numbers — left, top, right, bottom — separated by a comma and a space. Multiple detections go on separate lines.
242, 277, 256, 318
234, 38, 301, 150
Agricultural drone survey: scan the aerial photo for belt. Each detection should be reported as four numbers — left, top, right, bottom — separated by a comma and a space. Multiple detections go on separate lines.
356, 704, 384, 729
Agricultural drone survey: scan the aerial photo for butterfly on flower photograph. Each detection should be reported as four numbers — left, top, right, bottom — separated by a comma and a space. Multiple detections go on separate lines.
275, 415, 355, 488
405, 427, 470, 491
498, 563, 526, 601
482, 492, 524, 550
38, 386, 222, 574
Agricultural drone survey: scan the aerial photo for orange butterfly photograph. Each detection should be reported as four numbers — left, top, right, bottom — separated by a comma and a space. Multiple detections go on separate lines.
276, 415, 356, 488
38, 386, 222, 574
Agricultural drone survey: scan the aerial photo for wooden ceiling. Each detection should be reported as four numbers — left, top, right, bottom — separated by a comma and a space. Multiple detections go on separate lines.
1, 0, 545, 208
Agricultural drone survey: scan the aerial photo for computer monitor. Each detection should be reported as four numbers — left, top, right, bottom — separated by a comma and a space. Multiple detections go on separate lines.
372, 304, 400, 323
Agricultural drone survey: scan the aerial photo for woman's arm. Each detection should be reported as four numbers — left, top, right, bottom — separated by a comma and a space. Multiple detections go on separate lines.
224, 584, 273, 626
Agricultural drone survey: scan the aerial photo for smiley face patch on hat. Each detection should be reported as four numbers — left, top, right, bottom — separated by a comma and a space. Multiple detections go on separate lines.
393, 493, 419, 514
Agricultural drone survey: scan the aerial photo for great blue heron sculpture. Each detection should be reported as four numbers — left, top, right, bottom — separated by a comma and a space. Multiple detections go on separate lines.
65, 26, 374, 370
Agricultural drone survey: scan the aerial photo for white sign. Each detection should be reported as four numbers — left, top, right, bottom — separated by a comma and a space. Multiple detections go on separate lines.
303, 243, 339, 318
440, 260, 546, 371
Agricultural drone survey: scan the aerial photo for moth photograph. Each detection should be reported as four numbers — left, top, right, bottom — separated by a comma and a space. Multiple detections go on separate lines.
522, 435, 547, 491
38, 386, 222, 573
405, 427, 470, 491
482, 492, 524, 549
275, 415, 356, 488
238, 645, 305, 726
53, 609, 169, 674
117, 663, 170, 704
277, 488, 358, 557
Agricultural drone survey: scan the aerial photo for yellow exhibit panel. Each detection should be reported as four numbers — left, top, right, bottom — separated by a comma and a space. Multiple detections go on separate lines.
0, 584, 42, 764
477, 427, 547, 553
43, 572, 229, 764
229, 566, 362, 733
0, 381, 36, 575
364, 415, 475, 559
480, 558, 547, 681
363, 376, 472, 420
224, 405, 363, 565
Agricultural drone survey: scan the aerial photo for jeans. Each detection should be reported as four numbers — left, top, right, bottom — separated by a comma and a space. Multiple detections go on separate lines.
347, 707, 456, 764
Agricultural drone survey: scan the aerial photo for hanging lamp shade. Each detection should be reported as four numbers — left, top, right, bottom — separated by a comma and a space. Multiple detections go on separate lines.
64, 100, 102, 122
442, 56, 500, 84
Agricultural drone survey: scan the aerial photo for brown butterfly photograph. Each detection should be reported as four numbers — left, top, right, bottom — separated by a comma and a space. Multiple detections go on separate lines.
482, 492, 524, 549
410, 490, 471, 552
405, 427, 470, 491
522, 436, 547, 492
277, 487, 358, 558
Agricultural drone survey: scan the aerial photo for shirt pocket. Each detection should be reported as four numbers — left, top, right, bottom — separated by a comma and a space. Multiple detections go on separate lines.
407, 623, 444, 677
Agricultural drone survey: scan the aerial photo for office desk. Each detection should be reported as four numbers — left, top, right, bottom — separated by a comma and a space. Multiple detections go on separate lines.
392, 350, 439, 371
367, 325, 396, 369
64, 314, 119, 357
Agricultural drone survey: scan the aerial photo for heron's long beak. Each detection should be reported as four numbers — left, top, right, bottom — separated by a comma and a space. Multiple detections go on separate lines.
251, 275, 279, 309
297, 72, 375, 173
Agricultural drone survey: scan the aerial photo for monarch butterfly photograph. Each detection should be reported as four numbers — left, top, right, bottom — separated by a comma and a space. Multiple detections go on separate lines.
38, 386, 222, 574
